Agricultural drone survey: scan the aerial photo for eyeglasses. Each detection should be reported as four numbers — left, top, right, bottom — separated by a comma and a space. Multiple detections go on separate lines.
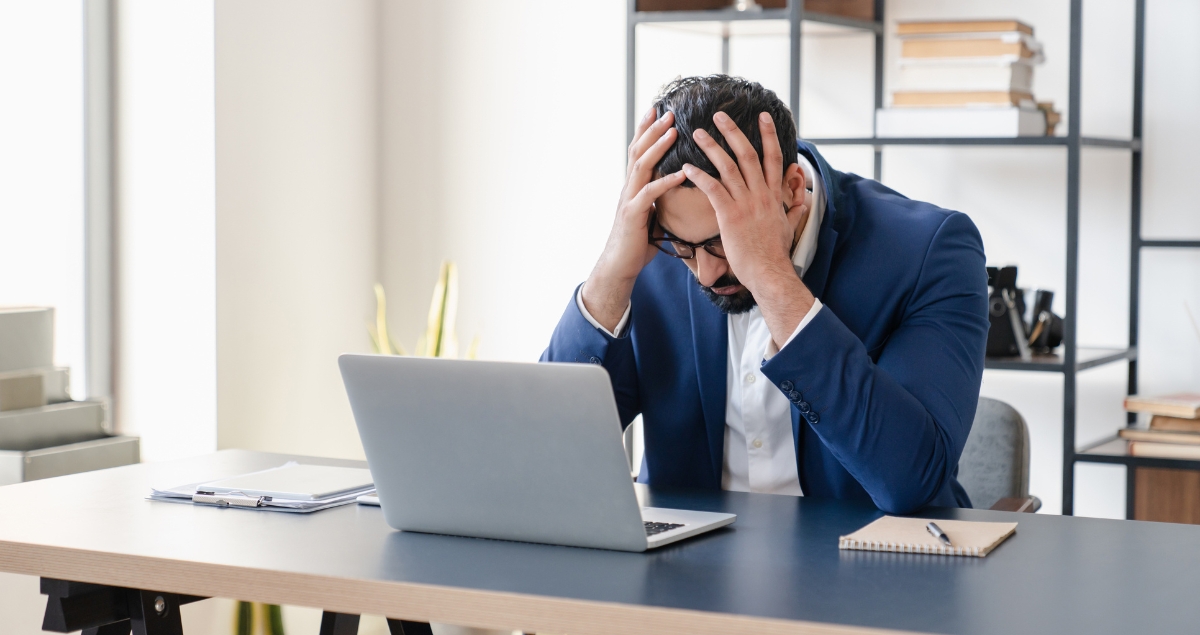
648, 223, 726, 260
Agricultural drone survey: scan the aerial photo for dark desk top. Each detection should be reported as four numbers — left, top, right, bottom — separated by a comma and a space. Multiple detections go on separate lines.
0, 449, 1195, 635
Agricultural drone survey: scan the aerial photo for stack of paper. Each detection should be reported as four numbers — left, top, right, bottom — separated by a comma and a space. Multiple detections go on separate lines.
149, 462, 375, 513
878, 19, 1060, 137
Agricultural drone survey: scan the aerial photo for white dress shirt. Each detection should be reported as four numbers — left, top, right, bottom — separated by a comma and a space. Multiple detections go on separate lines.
578, 155, 827, 496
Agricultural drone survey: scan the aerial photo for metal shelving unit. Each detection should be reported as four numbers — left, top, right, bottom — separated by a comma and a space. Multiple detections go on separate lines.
627, 0, 1196, 517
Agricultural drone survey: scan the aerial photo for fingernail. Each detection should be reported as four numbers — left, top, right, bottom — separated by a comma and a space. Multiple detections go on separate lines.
694, 129, 710, 140
760, 112, 771, 123
681, 164, 695, 172
714, 112, 729, 124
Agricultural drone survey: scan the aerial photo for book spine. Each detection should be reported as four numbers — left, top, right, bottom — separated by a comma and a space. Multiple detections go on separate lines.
897, 21, 1033, 36
876, 107, 1045, 138
1118, 428, 1200, 445
892, 91, 1033, 108
902, 39, 1029, 59
1150, 415, 1200, 432
1128, 441, 1200, 460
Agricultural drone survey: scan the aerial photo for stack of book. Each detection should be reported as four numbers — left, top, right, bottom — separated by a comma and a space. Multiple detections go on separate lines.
0, 307, 110, 463
877, 19, 1062, 138
1119, 393, 1200, 459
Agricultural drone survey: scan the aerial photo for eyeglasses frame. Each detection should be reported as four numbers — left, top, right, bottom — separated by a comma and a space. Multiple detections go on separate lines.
647, 213, 727, 260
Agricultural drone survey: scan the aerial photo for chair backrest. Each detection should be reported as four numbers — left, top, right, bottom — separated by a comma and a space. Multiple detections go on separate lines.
957, 397, 1031, 510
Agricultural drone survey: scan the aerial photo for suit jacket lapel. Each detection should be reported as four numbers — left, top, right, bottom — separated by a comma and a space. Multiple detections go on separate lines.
687, 277, 728, 487
797, 141, 840, 300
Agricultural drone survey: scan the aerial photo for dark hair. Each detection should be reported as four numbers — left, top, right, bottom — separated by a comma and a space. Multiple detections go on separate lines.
652, 75, 798, 187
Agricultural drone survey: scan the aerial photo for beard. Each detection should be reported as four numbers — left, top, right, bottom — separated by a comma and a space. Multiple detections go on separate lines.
698, 272, 758, 314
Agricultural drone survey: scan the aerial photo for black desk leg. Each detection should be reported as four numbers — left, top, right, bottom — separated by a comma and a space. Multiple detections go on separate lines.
387, 618, 434, 635
319, 611, 361, 635
128, 590, 184, 635
41, 579, 204, 635
84, 622, 132, 635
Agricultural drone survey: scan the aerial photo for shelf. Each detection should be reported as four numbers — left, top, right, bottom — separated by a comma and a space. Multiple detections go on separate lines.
807, 136, 1140, 149
1075, 436, 1200, 471
984, 346, 1136, 373
1140, 239, 1200, 249
631, 8, 883, 33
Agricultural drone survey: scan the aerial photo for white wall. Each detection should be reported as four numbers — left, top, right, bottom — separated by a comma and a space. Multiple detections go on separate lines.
0, 2, 86, 397
115, 0, 218, 461
215, 0, 381, 460
379, 0, 628, 362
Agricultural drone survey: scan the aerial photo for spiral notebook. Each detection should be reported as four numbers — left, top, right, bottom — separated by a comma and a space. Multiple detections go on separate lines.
839, 516, 1017, 557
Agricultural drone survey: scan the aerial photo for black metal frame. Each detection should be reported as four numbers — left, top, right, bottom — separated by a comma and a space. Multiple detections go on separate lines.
40, 578, 205, 635
318, 612, 434, 635
626, 0, 1199, 517
39, 578, 436, 635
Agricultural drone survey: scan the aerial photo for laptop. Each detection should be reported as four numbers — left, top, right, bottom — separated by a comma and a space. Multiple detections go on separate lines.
339, 354, 735, 552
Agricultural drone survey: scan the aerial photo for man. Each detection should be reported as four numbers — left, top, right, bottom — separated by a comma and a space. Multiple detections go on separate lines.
541, 75, 988, 514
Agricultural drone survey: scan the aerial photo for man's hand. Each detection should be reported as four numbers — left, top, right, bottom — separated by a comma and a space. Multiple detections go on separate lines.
682, 111, 815, 348
582, 108, 687, 332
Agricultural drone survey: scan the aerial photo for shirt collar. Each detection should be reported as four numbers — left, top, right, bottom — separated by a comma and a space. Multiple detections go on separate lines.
791, 153, 825, 277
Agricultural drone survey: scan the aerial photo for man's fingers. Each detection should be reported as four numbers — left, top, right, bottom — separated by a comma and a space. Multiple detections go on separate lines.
629, 126, 677, 185
712, 111, 769, 194
692, 128, 747, 197
628, 111, 675, 176
759, 112, 784, 195
682, 163, 736, 213
632, 106, 656, 145
785, 202, 809, 230
628, 170, 687, 216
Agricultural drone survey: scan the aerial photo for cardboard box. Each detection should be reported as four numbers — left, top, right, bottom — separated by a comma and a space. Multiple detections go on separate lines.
0, 400, 109, 452
0, 307, 54, 373
0, 435, 140, 485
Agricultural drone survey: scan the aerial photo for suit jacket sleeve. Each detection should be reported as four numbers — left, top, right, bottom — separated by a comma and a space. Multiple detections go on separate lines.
540, 284, 642, 428
760, 211, 988, 514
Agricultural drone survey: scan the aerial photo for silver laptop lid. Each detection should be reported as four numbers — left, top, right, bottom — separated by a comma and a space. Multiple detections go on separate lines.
339, 354, 649, 552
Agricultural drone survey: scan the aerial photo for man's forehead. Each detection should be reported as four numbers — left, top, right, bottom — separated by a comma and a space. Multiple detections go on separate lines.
656, 186, 719, 242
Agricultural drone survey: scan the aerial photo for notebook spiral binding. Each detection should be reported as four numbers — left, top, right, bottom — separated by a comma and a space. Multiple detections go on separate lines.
838, 537, 983, 557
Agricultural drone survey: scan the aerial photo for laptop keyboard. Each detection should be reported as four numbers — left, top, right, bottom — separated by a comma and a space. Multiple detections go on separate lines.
644, 521, 684, 537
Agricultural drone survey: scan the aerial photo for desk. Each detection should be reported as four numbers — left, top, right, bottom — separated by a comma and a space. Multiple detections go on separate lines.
0, 449, 1197, 635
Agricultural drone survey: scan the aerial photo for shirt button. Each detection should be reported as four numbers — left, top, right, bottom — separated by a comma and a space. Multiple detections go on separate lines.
745, 373, 756, 384
753, 439, 763, 449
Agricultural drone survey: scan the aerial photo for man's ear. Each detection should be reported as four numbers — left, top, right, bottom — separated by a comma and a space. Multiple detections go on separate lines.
781, 163, 808, 229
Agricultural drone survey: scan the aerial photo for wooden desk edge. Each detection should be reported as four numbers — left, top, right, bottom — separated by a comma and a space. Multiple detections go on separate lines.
0, 540, 923, 635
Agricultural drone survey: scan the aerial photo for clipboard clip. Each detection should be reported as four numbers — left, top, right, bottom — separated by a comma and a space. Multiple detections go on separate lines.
193, 491, 266, 508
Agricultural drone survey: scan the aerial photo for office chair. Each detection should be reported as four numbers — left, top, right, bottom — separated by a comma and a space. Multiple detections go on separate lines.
957, 397, 1042, 513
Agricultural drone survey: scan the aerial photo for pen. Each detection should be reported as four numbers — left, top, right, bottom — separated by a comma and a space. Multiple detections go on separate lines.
926, 521, 953, 547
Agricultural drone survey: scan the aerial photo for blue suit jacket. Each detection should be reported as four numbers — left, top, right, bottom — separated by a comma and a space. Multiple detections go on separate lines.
541, 142, 989, 514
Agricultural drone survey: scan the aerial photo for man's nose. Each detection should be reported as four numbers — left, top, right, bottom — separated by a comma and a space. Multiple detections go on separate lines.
695, 251, 728, 287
